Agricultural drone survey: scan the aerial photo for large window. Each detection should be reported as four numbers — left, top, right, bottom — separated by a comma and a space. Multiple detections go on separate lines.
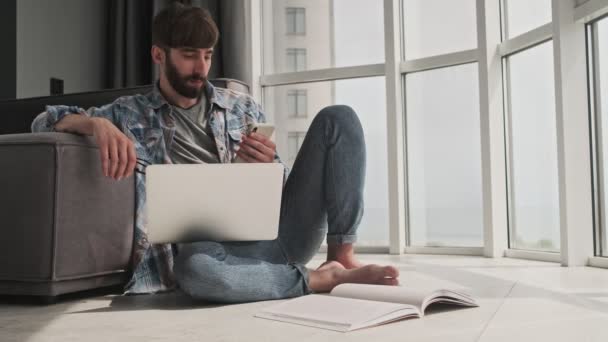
263, 77, 390, 246
286, 7, 305, 35
591, 16, 608, 257
406, 63, 484, 247
258, 0, 608, 263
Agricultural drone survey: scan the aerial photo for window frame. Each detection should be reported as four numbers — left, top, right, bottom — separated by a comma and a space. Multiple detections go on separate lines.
502, 40, 560, 254
587, 14, 608, 258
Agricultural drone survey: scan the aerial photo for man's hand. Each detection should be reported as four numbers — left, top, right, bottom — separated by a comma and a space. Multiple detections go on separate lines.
54, 114, 136, 180
235, 132, 276, 163
90, 117, 136, 180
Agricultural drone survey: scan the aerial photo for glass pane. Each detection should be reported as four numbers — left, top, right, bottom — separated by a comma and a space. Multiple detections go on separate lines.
505, 0, 552, 39
507, 42, 560, 252
264, 77, 389, 246
405, 63, 484, 247
597, 18, 608, 257
402, 0, 477, 60
262, 0, 384, 74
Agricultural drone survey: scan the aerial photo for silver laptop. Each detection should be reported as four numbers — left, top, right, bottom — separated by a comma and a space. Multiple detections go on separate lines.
145, 163, 284, 244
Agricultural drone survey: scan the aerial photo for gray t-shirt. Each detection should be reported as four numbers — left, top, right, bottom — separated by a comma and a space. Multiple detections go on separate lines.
169, 96, 221, 164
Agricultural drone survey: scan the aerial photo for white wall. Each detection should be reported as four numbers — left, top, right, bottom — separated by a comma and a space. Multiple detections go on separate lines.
17, 0, 106, 98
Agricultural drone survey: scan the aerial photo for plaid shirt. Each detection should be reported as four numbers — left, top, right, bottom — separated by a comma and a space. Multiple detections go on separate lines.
31, 82, 289, 294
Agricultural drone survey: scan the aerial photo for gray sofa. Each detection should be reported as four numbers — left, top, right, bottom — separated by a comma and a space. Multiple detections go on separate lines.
0, 79, 249, 300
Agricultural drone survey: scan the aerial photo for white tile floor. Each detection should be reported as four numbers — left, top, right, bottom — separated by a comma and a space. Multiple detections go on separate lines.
2, 253, 608, 342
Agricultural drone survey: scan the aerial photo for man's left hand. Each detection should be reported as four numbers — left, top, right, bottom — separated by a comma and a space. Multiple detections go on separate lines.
236, 132, 276, 163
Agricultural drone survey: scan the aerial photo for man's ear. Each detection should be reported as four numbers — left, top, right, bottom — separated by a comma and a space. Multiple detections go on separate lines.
151, 45, 165, 65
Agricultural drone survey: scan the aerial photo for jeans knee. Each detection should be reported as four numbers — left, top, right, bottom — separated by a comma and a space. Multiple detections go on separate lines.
312, 105, 363, 142
317, 105, 357, 125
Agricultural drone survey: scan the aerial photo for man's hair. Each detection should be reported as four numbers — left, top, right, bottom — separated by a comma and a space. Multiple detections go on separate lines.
152, 2, 219, 50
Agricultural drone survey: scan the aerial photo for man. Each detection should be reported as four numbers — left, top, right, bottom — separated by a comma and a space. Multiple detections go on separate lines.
32, 3, 399, 303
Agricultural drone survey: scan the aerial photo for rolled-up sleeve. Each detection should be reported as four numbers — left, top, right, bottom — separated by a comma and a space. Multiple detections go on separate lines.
31, 103, 119, 133
31, 105, 86, 133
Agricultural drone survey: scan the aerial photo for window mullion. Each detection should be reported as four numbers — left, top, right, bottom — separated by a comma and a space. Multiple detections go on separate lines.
552, 0, 595, 266
384, 0, 406, 254
477, 0, 509, 257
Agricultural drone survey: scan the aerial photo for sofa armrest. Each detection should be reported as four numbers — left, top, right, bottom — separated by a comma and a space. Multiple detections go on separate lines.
0, 132, 134, 296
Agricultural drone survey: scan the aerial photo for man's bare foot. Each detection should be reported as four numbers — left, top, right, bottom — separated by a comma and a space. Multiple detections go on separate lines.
308, 261, 400, 293
326, 243, 365, 269
335, 258, 365, 269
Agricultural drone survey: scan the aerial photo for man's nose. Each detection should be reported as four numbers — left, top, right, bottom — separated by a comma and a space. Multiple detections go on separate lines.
194, 55, 209, 72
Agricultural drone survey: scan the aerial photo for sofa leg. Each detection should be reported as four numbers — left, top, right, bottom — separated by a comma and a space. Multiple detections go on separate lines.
39, 295, 58, 305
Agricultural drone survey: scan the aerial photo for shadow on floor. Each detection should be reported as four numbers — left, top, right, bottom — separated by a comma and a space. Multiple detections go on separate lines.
0, 284, 124, 306
65, 290, 228, 314
0, 284, 126, 342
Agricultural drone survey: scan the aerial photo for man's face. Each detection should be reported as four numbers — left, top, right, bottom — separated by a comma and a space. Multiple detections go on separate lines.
164, 47, 213, 99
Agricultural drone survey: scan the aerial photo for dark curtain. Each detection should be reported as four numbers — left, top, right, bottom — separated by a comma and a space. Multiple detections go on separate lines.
106, 0, 153, 88
106, 0, 224, 89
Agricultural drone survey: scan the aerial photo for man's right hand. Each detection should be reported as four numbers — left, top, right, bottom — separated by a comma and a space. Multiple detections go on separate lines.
54, 114, 136, 180
90, 117, 137, 180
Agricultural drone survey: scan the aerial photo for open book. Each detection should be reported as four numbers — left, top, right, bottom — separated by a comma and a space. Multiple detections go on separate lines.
255, 284, 478, 332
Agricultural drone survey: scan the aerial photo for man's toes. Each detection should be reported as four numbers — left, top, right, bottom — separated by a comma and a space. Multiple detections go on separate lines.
383, 266, 399, 278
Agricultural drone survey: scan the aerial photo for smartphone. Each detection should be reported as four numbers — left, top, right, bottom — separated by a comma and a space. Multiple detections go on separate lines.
232, 123, 275, 163
248, 122, 275, 139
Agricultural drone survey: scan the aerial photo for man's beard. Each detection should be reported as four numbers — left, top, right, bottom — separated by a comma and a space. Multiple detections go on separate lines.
165, 56, 206, 99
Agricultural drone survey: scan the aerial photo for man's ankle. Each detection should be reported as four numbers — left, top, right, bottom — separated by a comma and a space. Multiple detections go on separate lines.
327, 242, 355, 261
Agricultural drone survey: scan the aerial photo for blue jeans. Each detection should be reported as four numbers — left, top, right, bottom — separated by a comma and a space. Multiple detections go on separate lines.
173, 105, 366, 303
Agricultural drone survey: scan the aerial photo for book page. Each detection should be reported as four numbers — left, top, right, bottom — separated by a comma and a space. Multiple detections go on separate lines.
330, 284, 429, 310
255, 294, 419, 332
330, 284, 477, 314
421, 289, 478, 312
